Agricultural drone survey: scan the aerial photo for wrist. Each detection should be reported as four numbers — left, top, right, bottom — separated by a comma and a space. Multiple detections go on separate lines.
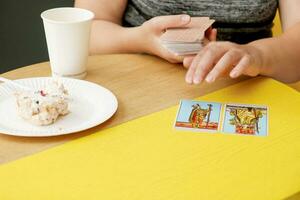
120, 26, 147, 54
134, 24, 157, 55
247, 41, 273, 76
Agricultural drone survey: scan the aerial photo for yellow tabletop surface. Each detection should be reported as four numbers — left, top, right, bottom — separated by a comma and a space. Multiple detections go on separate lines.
0, 77, 299, 200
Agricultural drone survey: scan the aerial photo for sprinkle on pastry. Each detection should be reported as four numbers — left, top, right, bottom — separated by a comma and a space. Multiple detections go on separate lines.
40, 90, 47, 97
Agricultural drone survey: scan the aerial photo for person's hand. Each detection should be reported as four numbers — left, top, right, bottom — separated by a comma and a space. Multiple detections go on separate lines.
183, 27, 217, 66
139, 15, 217, 63
139, 14, 190, 63
183, 42, 264, 84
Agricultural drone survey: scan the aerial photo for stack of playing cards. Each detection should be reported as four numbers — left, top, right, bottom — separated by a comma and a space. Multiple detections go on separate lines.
160, 17, 215, 56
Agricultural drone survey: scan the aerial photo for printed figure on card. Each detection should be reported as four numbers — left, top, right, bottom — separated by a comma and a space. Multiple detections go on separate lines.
175, 100, 221, 132
222, 104, 268, 136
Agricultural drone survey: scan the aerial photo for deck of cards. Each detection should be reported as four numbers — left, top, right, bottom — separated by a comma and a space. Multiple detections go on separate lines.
160, 17, 215, 56
174, 100, 268, 136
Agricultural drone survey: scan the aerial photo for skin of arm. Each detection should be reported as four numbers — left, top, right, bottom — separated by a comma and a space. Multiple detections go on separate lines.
249, 0, 300, 83
74, 0, 143, 54
185, 0, 300, 84
75, 0, 216, 63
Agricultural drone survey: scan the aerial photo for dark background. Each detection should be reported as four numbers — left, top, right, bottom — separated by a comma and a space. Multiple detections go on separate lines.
0, 0, 74, 74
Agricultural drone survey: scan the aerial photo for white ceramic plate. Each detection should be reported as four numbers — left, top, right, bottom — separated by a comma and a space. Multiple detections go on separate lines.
0, 77, 118, 137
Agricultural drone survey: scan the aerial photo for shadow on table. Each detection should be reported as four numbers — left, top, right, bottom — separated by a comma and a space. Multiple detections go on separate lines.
285, 192, 300, 200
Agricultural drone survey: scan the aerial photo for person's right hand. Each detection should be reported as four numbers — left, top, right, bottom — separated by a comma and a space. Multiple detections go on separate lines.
138, 14, 192, 63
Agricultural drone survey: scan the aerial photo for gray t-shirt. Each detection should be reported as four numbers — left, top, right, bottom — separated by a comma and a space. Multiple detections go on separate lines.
123, 0, 278, 43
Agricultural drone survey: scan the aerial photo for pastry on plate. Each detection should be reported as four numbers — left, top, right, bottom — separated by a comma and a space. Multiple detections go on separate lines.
15, 80, 69, 126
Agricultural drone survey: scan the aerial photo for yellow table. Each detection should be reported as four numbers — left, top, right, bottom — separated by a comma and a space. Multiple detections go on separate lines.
0, 76, 299, 200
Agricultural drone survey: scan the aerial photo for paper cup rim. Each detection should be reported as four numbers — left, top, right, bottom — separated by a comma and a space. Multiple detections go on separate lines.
41, 7, 94, 24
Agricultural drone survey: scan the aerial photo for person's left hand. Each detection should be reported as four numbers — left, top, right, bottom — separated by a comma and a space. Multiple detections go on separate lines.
183, 41, 264, 84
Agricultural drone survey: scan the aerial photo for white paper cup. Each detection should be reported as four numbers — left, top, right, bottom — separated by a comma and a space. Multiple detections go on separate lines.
41, 7, 94, 79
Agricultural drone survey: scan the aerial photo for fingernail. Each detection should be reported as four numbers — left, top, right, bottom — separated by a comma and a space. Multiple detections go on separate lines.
185, 76, 193, 84
181, 15, 190, 23
183, 60, 188, 68
230, 71, 238, 78
193, 78, 200, 84
193, 77, 202, 85
205, 75, 215, 83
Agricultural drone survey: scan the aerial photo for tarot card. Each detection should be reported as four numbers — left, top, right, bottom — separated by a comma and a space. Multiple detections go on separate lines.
174, 100, 222, 132
222, 104, 268, 136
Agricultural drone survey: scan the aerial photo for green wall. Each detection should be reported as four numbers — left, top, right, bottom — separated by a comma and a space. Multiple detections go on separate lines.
0, 0, 74, 74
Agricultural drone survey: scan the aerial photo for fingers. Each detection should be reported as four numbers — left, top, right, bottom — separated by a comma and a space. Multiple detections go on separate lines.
149, 15, 191, 32
183, 42, 261, 84
230, 55, 251, 78
183, 56, 195, 68
230, 55, 260, 78
205, 28, 217, 41
210, 28, 217, 41
183, 28, 217, 69
159, 46, 185, 63
205, 50, 242, 83
187, 44, 226, 84
143, 15, 190, 64
185, 49, 207, 84
193, 49, 225, 84
183, 28, 217, 68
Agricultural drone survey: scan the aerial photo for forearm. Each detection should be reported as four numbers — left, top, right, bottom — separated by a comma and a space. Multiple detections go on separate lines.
249, 22, 300, 83
89, 20, 144, 54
